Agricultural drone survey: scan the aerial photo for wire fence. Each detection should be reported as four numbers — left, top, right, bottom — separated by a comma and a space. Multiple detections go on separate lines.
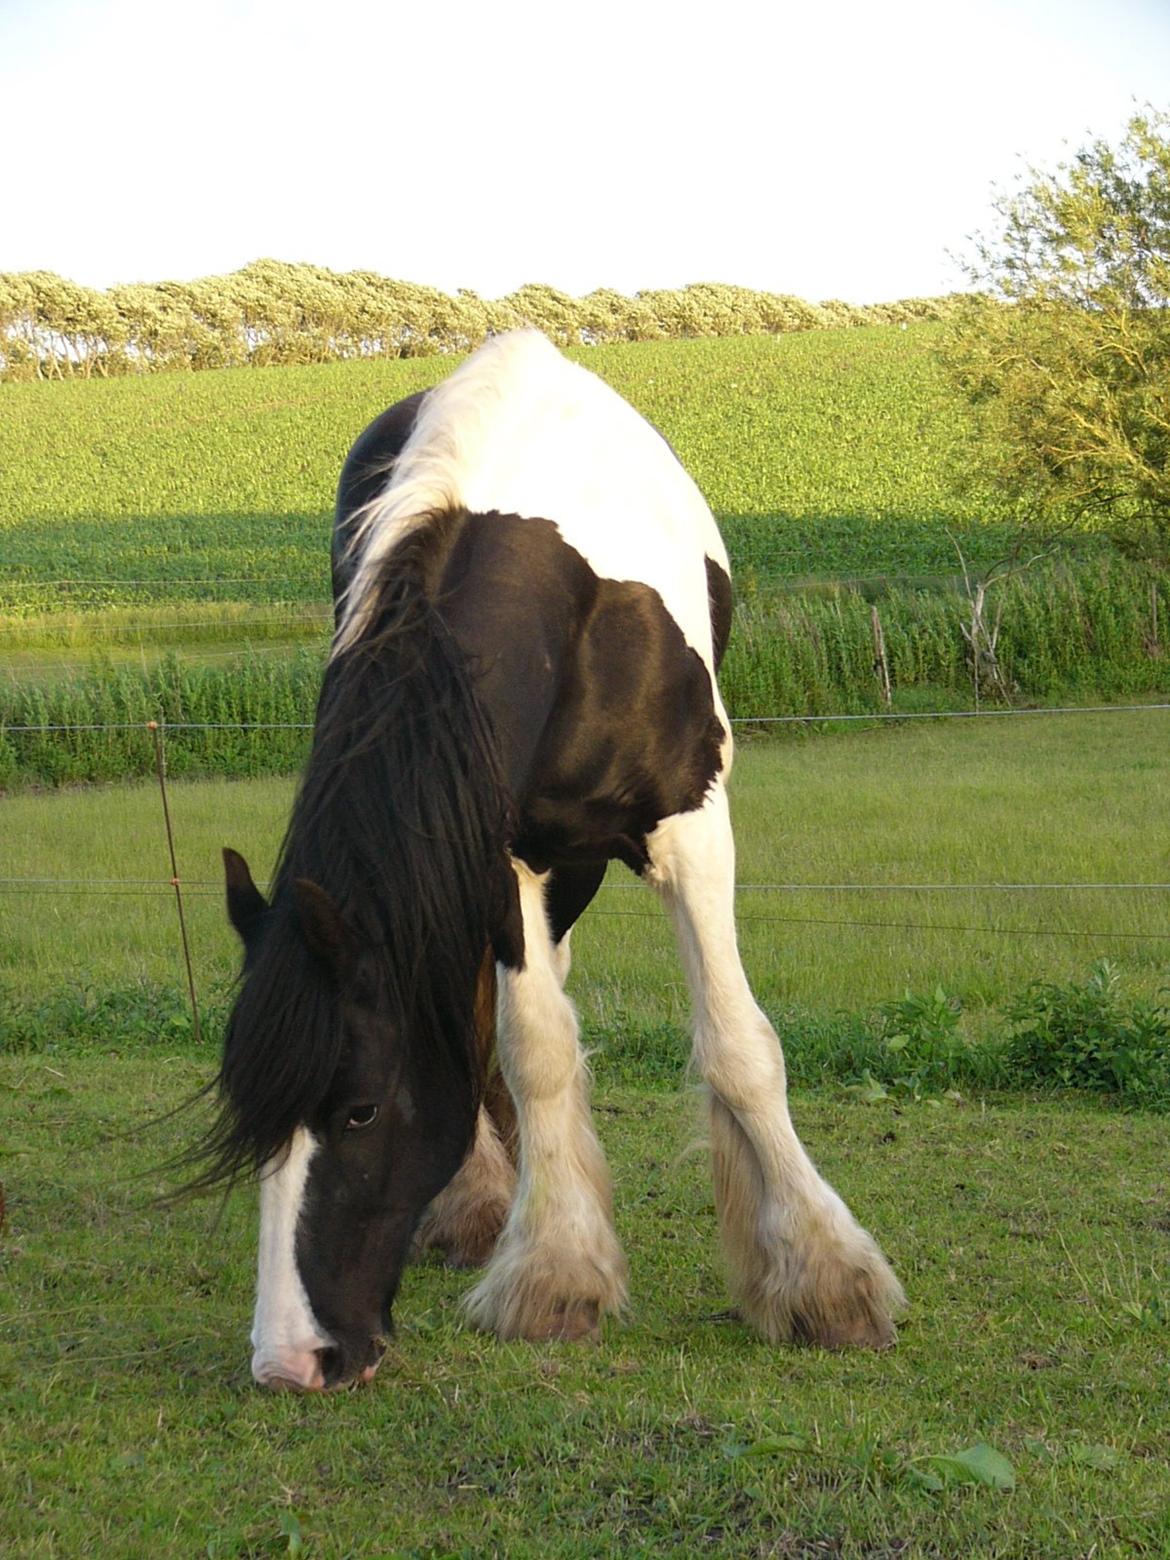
3, 705, 1170, 1043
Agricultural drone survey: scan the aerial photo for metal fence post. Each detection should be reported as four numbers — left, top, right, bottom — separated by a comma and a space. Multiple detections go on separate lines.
147, 720, 203, 1046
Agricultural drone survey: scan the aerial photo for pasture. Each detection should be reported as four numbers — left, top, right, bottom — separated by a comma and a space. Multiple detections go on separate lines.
4, 703, 1170, 1553
2, 1066, 1168, 1556
2, 326, 1169, 1556
3, 714, 1168, 1042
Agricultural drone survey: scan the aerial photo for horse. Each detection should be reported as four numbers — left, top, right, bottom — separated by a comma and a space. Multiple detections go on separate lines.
198, 330, 904, 1391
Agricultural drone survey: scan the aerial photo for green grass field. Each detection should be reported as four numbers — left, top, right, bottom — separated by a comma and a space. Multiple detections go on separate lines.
0, 326, 1103, 628
1, 1061, 1167, 1558
4, 717, 1167, 1047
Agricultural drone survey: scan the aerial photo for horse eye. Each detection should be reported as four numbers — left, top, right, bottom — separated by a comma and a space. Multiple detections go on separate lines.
345, 1104, 379, 1131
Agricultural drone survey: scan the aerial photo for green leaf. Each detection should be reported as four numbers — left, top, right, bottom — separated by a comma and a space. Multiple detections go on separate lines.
278, 1511, 304, 1556
845, 1071, 891, 1104
924, 1442, 1016, 1491
1067, 1443, 1122, 1471
902, 1464, 945, 1492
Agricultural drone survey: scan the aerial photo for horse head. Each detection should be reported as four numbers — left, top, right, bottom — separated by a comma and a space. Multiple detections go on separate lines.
219, 848, 477, 1391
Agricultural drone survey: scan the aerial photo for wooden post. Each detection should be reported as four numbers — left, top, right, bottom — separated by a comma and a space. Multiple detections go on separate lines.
870, 604, 892, 707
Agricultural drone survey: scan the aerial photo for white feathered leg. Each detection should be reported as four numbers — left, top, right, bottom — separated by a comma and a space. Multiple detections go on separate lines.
648, 782, 905, 1348
464, 861, 627, 1340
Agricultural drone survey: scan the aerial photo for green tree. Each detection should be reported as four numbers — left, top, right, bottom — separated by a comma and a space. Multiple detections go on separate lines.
942, 110, 1170, 554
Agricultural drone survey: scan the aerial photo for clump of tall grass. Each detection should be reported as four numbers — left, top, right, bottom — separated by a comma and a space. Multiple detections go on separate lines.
1, 558, 1166, 787
0, 649, 321, 786
721, 556, 1168, 720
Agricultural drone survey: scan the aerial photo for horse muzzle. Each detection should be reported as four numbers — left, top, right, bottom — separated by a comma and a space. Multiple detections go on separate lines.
252, 1335, 387, 1392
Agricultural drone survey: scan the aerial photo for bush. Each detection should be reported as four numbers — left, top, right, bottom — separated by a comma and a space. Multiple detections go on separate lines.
1005, 961, 1170, 1105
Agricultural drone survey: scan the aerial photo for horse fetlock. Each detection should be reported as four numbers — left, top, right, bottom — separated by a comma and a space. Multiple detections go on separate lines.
735, 1217, 905, 1351
462, 1216, 628, 1342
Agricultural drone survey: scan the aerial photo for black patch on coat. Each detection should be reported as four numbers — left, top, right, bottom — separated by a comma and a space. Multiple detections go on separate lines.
419, 509, 726, 881
331, 390, 429, 615
705, 556, 733, 672
546, 861, 609, 945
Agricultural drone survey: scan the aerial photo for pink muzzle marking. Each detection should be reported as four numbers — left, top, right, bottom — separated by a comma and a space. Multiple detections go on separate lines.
253, 1351, 384, 1392
253, 1351, 327, 1393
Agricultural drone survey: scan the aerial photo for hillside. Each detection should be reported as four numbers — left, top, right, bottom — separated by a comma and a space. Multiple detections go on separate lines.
0, 325, 1100, 618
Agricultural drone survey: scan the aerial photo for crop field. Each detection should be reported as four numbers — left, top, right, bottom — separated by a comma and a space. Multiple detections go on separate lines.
0, 325, 1108, 624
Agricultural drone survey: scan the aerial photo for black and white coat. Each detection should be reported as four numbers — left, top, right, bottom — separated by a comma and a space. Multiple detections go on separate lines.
242, 332, 903, 1390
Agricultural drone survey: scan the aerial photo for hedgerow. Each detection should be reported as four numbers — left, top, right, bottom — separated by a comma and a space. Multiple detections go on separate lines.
0, 261, 968, 381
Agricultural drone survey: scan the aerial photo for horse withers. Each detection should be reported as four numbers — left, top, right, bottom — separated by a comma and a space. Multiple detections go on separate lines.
198, 331, 904, 1391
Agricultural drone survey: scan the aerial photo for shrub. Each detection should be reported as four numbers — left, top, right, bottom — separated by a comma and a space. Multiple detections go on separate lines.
1004, 961, 1170, 1104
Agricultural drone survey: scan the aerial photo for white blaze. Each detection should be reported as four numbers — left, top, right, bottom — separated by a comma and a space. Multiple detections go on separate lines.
250, 1126, 334, 1387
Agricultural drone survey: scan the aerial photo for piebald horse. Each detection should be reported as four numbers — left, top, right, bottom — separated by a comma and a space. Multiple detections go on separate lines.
199, 331, 904, 1390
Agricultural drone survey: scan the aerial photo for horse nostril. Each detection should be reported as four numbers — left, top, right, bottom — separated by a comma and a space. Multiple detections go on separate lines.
316, 1346, 343, 1385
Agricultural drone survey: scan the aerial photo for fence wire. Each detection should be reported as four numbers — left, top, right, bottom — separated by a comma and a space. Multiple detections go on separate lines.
3, 707, 1167, 1035
5, 702, 1170, 734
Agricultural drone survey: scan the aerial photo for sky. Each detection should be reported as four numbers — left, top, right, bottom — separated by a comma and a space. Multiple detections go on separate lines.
2, 0, 1168, 305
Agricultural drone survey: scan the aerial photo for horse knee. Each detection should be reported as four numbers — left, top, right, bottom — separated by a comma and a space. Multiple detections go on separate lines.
694, 1016, 787, 1113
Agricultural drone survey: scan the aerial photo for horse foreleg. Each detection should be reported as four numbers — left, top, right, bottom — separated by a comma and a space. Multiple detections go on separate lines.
464, 860, 627, 1341
648, 784, 905, 1349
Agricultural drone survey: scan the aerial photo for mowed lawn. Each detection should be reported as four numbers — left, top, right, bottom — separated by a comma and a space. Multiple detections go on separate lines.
0, 1065, 1167, 1557
2, 712, 1167, 1026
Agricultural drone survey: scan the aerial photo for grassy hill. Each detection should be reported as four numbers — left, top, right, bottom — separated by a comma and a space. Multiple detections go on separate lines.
0, 324, 1092, 619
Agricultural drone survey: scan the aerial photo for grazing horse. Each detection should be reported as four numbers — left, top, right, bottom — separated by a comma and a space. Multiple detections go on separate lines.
202, 331, 904, 1392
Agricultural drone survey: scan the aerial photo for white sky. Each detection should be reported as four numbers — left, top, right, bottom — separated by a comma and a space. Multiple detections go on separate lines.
2, 0, 1168, 304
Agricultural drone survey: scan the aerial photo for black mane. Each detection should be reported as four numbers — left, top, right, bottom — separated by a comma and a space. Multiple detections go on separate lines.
190, 517, 515, 1191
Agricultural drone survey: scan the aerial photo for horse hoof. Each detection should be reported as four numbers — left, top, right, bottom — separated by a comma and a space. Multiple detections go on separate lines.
527, 1299, 600, 1342
805, 1312, 898, 1351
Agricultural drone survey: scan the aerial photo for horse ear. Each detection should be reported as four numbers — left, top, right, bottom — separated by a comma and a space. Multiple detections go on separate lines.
223, 847, 268, 950
292, 879, 356, 980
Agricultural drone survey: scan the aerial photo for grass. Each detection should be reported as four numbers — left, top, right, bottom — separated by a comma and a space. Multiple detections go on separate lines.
2, 716, 1168, 1040
0, 326, 1113, 626
1, 1061, 1168, 1557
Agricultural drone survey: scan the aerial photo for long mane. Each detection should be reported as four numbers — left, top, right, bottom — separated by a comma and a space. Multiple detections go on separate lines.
190, 517, 514, 1191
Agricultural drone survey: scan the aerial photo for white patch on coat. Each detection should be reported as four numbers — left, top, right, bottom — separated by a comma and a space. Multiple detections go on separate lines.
250, 1127, 334, 1388
335, 331, 729, 731
463, 859, 627, 1338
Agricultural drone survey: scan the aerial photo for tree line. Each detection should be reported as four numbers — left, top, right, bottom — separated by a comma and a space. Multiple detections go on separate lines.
0, 264, 964, 382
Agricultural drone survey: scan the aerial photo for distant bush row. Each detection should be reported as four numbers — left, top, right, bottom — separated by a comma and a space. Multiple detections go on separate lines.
0, 260, 967, 382
2, 557, 1165, 786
